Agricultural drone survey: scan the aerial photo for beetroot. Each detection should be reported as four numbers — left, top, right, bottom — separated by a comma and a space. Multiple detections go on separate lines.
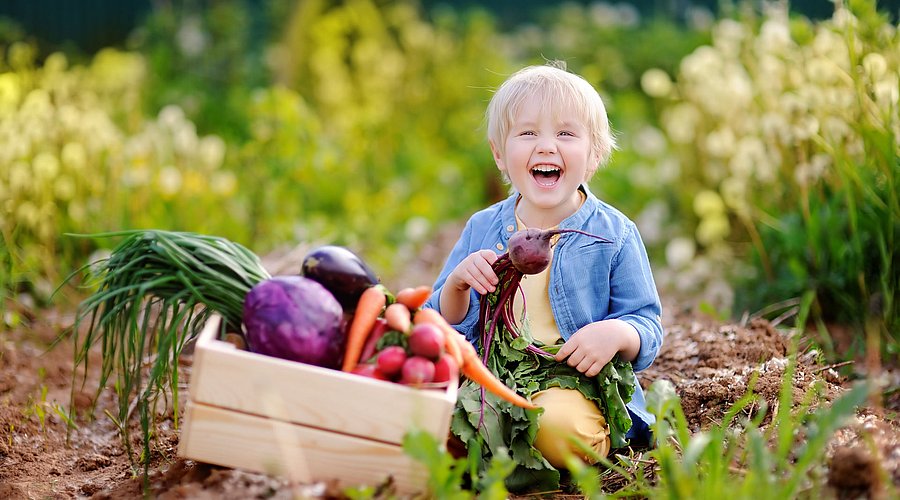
243, 276, 346, 369
508, 228, 555, 275
408, 323, 444, 360
478, 228, 612, 359
401, 356, 436, 385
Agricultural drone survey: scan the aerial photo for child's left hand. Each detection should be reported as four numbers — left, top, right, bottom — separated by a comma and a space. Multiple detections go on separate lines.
554, 319, 640, 377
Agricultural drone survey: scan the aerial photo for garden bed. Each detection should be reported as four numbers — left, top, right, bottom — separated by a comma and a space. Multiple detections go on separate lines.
1, 295, 897, 498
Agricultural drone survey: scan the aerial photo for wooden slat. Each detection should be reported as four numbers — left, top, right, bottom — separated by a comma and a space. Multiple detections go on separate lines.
178, 402, 428, 494
189, 315, 457, 445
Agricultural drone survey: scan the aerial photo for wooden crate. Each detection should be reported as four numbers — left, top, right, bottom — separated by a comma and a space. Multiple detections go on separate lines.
178, 314, 458, 494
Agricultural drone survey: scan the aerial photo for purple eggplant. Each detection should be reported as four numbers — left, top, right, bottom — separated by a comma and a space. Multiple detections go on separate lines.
300, 245, 379, 310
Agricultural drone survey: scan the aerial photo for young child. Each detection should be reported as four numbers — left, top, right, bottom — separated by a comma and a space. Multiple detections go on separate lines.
426, 63, 663, 478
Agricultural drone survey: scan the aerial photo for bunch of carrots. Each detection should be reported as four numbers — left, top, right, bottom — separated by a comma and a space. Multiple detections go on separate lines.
341, 285, 537, 410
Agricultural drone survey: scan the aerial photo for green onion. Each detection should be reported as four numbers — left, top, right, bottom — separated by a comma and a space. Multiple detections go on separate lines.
60, 229, 270, 474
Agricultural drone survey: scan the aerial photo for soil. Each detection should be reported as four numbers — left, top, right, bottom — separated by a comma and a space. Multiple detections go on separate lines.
1, 239, 898, 499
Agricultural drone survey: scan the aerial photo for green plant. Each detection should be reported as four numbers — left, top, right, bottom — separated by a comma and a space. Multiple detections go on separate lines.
640, 369, 871, 498
401, 428, 515, 499
62, 229, 270, 475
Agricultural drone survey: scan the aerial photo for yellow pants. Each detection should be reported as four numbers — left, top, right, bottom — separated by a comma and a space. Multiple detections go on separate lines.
532, 387, 611, 469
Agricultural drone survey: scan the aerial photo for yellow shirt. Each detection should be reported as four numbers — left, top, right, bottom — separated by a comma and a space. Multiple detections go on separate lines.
513, 191, 610, 467
511, 213, 562, 346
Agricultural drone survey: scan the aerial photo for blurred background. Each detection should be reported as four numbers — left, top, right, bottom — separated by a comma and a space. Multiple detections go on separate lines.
0, 0, 897, 367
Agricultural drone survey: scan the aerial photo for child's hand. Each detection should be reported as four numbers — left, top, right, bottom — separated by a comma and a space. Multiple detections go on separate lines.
555, 320, 640, 377
447, 249, 499, 295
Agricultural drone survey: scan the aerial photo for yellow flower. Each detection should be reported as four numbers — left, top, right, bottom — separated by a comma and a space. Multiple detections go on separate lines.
0, 73, 22, 111
696, 213, 730, 246
32, 152, 60, 180
210, 171, 237, 196
54, 175, 76, 201
9, 161, 31, 193
61, 142, 87, 172
693, 190, 726, 217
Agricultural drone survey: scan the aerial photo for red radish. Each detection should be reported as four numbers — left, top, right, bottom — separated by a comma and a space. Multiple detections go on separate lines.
408, 323, 444, 360
351, 363, 390, 381
401, 356, 435, 385
432, 353, 459, 384
376, 345, 407, 376
358, 318, 390, 363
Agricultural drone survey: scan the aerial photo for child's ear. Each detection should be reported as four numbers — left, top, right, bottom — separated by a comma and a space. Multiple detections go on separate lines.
490, 140, 506, 173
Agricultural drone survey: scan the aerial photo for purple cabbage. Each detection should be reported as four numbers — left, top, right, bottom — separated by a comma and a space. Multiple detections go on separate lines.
242, 276, 346, 369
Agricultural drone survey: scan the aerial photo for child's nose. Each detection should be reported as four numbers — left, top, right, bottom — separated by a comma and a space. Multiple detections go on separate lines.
536, 136, 558, 153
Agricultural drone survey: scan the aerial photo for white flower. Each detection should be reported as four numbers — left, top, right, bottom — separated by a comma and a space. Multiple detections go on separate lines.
198, 135, 226, 170
874, 75, 899, 108
729, 136, 767, 179
862, 52, 888, 80
720, 177, 748, 214
635, 200, 668, 246
665, 237, 696, 269
633, 125, 667, 157
157, 166, 182, 196
792, 115, 819, 141
641, 68, 673, 98
61, 142, 87, 172
661, 103, 702, 144
177, 16, 208, 58
757, 18, 793, 54
705, 127, 736, 158
158, 105, 186, 130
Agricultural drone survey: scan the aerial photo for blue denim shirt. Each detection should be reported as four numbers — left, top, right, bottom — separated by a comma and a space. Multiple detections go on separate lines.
426, 185, 663, 437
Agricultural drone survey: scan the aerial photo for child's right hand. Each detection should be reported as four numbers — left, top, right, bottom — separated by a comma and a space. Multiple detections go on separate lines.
447, 249, 499, 295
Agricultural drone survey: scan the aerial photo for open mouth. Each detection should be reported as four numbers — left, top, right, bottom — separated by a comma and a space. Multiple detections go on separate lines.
531, 165, 561, 187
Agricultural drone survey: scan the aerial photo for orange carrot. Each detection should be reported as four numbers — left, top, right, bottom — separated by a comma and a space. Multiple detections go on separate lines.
395, 285, 432, 310
413, 308, 463, 367
454, 335, 537, 410
342, 285, 387, 372
413, 308, 534, 408
383, 302, 411, 333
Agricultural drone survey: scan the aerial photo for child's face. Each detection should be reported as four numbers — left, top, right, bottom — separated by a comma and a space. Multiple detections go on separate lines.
492, 94, 599, 223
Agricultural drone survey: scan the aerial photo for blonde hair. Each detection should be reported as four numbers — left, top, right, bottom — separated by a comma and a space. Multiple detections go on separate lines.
486, 62, 617, 172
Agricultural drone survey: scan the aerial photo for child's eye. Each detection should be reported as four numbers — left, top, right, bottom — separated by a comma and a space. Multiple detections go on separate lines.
519, 130, 536, 136
558, 130, 575, 137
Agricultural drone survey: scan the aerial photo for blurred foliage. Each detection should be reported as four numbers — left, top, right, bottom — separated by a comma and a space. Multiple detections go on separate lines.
640, 1, 899, 357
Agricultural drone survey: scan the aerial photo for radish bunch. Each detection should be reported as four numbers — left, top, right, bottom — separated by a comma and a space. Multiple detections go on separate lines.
353, 322, 459, 388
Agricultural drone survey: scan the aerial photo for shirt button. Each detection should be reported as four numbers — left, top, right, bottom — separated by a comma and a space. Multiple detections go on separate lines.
496, 243, 504, 251
506, 225, 514, 232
